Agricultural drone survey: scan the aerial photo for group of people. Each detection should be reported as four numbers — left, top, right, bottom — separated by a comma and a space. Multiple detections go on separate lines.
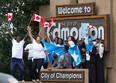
45, 34, 105, 83
7, 26, 48, 82
7, 26, 105, 83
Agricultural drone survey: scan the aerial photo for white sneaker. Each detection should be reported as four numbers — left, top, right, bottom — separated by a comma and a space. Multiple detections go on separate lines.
32, 79, 36, 83
21, 80, 25, 82
36, 79, 39, 82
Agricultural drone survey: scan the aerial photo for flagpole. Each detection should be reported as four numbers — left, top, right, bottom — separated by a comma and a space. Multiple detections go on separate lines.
7, 21, 11, 29
38, 27, 42, 36
28, 19, 31, 26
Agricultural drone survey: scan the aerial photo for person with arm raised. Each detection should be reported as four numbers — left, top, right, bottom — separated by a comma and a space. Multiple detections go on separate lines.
6, 27, 28, 81
27, 26, 49, 82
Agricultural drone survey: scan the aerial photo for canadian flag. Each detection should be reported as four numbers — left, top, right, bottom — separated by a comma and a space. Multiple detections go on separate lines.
6, 13, 14, 21
31, 14, 42, 22
42, 22, 50, 28
49, 17, 54, 28
41, 17, 45, 24
87, 25, 94, 29
41, 17, 55, 28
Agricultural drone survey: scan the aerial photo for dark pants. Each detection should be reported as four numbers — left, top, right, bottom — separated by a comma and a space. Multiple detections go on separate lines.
96, 54, 105, 83
28, 59, 33, 80
78, 54, 86, 68
10, 58, 24, 81
86, 61, 96, 83
32, 58, 44, 80
43, 62, 48, 69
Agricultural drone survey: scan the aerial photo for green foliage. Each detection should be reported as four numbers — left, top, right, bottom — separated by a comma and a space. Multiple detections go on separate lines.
0, 0, 50, 37
0, 24, 11, 72
0, 0, 50, 80
0, 0, 50, 28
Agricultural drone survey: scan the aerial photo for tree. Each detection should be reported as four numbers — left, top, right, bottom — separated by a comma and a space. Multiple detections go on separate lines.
0, 0, 50, 80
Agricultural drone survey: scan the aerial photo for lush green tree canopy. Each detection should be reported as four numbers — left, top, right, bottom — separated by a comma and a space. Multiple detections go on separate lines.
0, 0, 50, 28
0, 0, 50, 80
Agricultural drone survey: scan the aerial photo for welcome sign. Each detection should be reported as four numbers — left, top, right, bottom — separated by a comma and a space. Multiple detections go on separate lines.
56, 2, 96, 17
46, 15, 110, 51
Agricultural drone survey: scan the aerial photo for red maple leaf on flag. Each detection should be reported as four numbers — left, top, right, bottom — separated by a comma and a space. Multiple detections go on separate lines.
42, 22, 50, 28
40, 16, 55, 28
41, 17, 46, 28
41, 17, 45, 24
36, 16, 41, 20
45, 23, 49, 26
8, 15, 12, 19
6, 13, 14, 21
31, 14, 41, 22
49, 23, 52, 27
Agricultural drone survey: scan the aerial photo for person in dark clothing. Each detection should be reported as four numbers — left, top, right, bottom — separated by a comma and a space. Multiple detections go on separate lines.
58, 38, 64, 46
63, 45, 73, 69
78, 39, 86, 68
52, 54, 63, 69
81, 38, 86, 49
95, 38, 105, 83
85, 37, 97, 83
25, 42, 33, 81
81, 38, 86, 68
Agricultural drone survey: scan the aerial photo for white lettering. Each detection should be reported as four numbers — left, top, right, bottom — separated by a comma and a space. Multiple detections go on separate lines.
87, 7, 91, 13
41, 73, 50, 80
61, 27, 69, 40
70, 27, 78, 39
98, 26, 104, 40
90, 26, 98, 40
58, 7, 62, 14
56, 73, 60, 79
84, 6, 91, 13
57, 6, 84, 15
68, 8, 71, 14
70, 8, 73, 14
52, 23, 61, 38
47, 23, 104, 41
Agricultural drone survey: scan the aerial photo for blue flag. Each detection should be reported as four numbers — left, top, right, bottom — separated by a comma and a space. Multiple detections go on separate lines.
68, 45, 82, 66
42, 40, 82, 66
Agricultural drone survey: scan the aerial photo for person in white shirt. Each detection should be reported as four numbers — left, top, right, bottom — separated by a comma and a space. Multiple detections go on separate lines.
7, 27, 28, 81
67, 36, 76, 47
27, 26, 48, 82
24, 43, 33, 81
